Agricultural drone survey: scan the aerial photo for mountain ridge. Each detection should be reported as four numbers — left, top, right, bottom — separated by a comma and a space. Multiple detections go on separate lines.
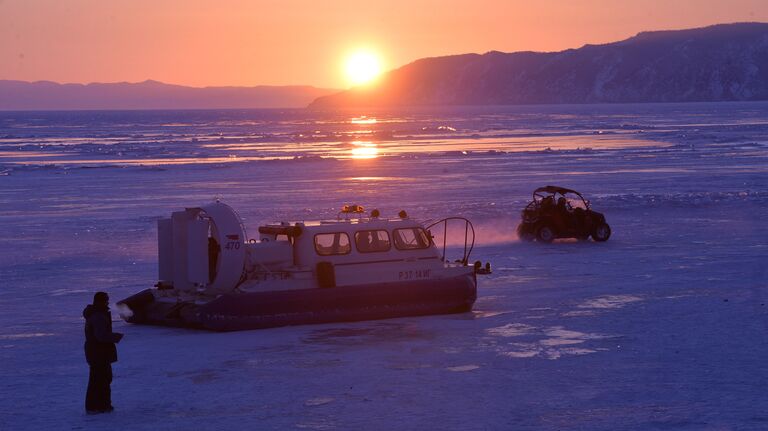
0, 80, 339, 110
310, 22, 768, 108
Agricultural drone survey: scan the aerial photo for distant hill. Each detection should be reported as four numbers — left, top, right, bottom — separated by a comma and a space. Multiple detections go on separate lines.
0, 80, 339, 110
310, 22, 768, 108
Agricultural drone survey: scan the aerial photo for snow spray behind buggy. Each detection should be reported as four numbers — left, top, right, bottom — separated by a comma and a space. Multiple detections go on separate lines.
118, 202, 486, 331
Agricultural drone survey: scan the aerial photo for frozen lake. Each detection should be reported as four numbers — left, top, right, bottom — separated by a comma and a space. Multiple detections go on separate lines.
1, 103, 767, 430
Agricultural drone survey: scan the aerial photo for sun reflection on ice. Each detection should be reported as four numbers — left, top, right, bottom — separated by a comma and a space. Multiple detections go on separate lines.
350, 116, 377, 125
350, 141, 379, 159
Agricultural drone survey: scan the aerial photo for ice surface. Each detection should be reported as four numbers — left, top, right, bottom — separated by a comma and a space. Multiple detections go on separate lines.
0, 103, 767, 430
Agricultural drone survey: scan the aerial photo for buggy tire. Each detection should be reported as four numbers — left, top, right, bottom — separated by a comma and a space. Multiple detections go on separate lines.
592, 223, 611, 242
517, 224, 535, 242
536, 225, 556, 243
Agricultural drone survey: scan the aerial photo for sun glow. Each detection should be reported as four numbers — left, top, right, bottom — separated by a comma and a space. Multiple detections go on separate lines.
344, 51, 383, 86
350, 141, 379, 159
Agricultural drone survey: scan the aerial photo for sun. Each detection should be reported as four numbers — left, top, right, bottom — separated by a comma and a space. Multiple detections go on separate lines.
344, 51, 383, 87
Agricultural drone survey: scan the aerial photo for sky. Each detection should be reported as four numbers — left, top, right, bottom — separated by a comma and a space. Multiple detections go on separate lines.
1, 0, 768, 89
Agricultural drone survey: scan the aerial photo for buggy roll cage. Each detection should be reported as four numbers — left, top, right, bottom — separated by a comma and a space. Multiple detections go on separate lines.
425, 217, 475, 265
531, 185, 590, 209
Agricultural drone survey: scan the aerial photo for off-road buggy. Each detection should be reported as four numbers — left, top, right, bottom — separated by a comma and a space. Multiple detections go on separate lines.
517, 186, 611, 242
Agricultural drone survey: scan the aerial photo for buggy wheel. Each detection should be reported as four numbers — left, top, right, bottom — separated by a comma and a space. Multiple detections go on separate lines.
536, 225, 555, 243
592, 223, 611, 242
517, 224, 535, 242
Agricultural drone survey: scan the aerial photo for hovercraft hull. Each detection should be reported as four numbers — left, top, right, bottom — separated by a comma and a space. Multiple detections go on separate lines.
119, 273, 477, 331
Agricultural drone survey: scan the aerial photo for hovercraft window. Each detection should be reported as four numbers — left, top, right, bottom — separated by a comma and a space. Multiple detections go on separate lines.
354, 230, 391, 253
393, 228, 431, 250
314, 233, 351, 256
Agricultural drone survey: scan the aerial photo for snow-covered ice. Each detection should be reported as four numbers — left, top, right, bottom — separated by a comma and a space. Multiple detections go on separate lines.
0, 103, 766, 430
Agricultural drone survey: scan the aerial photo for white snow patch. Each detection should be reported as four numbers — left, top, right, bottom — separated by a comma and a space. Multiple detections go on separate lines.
577, 294, 643, 309
539, 337, 585, 346
486, 325, 613, 360
50, 288, 90, 296
0, 333, 55, 340
500, 343, 543, 358
485, 323, 536, 337
472, 310, 510, 319
562, 310, 596, 317
304, 398, 335, 407
388, 363, 432, 370
446, 364, 481, 372
295, 420, 336, 430
545, 347, 598, 360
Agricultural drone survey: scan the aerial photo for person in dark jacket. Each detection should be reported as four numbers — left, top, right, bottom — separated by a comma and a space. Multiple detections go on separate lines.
83, 291, 124, 414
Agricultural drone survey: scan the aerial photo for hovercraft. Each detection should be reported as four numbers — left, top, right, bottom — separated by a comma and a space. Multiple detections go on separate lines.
118, 202, 480, 331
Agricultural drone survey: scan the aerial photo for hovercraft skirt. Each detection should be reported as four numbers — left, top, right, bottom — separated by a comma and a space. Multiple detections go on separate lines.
122, 274, 477, 331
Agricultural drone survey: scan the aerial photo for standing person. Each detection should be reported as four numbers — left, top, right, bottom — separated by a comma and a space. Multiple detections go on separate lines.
83, 291, 124, 414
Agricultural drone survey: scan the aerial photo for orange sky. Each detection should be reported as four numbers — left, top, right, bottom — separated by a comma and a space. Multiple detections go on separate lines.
1, 0, 767, 89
